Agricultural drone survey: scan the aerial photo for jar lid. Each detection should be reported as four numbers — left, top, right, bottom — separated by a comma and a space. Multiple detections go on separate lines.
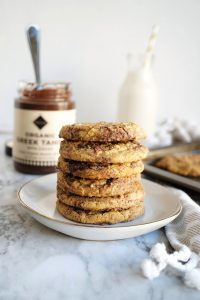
18, 81, 72, 101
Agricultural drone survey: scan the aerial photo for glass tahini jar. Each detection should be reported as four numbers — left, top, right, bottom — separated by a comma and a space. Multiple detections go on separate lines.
13, 82, 76, 174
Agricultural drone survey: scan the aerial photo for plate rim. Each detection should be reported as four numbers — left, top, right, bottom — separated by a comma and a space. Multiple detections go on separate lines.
17, 174, 182, 230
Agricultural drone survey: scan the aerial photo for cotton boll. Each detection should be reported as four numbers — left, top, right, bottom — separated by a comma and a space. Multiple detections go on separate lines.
163, 119, 176, 132
180, 119, 192, 130
160, 117, 175, 130
156, 129, 168, 139
173, 126, 191, 143
157, 123, 170, 133
141, 259, 160, 280
173, 118, 181, 128
183, 269, 200, 290
171, 119, 199, 142
150, 243, 168, 263
188, 125, 197, 137
155, 132, 173, 147
145, 136, 160, 149
173, 246, 191, 262
189, 127, 200, 141
159, 134, 172, 147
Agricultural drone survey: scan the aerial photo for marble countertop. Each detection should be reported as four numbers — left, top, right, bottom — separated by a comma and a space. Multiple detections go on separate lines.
0, 134, 199, 300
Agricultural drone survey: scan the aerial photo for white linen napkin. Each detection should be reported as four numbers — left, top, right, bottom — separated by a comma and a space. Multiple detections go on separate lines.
166, 189, 200, 256
141, 118, 200, 290
141, 188, 200, 289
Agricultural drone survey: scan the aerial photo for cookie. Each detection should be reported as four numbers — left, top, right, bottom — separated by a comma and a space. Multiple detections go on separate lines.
57, 172, 141, 197
155, 154, 200, 177
59, 122, 146, 142
58, 157, 144, 179
56, 199, 144, 224
57, 183, 144, 211
59, 140, 148, 163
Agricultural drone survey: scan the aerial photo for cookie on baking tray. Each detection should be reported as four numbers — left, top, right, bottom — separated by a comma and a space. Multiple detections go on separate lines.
156, 153, 200, 177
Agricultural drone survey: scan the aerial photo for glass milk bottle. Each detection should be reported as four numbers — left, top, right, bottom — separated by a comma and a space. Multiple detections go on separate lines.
118, 54, 159, 137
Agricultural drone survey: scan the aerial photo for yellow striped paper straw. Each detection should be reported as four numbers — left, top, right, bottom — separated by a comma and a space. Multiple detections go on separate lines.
143, 24, 160, 70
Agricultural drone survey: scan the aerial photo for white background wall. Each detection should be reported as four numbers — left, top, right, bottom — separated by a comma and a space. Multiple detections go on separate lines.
0, 0, 200, 131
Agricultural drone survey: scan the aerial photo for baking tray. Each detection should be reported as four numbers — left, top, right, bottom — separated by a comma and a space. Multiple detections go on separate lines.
144, 142, 200, 193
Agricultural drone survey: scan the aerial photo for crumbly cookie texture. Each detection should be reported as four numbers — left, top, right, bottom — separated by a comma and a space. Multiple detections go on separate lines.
57, 184, 144, 211
57, 172, 141, 197
59, 140, 148, 164
56, 199, 144, 224
155, 154, 200, 177
59, 122, 146, 142
58, 157, 144, 179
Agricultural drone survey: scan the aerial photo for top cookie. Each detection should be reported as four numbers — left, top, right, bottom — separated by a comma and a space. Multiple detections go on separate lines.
59, 122, 146, 142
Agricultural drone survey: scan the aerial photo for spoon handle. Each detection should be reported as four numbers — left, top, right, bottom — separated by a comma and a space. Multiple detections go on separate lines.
26, 25, 41, 85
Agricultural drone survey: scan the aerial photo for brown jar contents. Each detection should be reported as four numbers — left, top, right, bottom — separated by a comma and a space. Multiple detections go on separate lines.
13, 82, 76, 174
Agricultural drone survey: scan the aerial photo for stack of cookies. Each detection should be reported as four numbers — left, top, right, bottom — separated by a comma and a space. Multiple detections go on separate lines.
56, 122, 148, 225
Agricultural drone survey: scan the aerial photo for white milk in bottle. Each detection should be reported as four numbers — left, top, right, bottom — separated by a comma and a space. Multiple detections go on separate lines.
118, 25, 159, 136
118, 54, 159, 136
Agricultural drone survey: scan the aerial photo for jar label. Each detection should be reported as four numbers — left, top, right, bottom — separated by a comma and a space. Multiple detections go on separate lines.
13, 108, 76, 166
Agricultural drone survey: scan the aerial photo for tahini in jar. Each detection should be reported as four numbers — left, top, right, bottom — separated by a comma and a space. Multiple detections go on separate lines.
13, 82, 76, 174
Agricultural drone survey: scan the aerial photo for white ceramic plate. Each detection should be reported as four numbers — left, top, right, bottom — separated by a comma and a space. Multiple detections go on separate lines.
18, 174, 182, 241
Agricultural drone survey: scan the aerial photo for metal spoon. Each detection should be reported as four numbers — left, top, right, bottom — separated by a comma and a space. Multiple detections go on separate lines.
26, 24, 41, 86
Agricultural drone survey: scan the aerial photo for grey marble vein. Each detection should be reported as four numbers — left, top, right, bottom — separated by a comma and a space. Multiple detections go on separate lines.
0, 134, 199, 300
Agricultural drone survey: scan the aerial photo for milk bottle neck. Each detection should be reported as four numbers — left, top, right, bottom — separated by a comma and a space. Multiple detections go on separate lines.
126, 54, 154, 82
126, 66, 155, 85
